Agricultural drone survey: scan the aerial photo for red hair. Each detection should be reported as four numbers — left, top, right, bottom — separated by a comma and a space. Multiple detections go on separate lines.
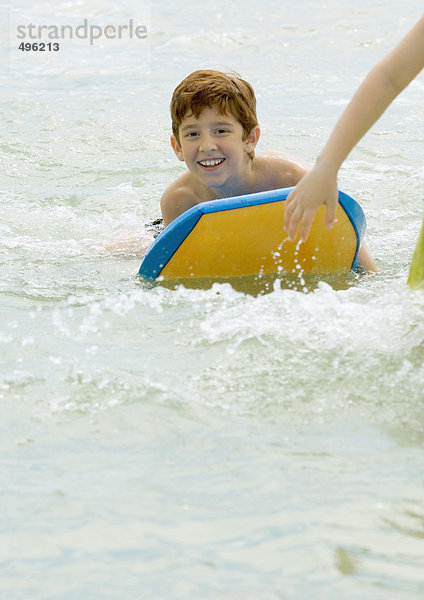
170, 70, 258, 158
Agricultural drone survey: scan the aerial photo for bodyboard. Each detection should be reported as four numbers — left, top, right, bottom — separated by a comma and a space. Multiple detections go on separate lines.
139, 187, 366, 281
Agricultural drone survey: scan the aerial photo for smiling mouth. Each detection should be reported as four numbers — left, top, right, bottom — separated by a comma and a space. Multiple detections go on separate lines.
198, 158, 225, 169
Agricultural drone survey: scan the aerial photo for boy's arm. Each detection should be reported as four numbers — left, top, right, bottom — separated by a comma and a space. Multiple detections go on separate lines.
284, 15, 424, 242
160, 183, 198, 227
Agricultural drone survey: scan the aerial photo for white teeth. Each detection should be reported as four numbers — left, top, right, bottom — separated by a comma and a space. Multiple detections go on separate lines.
199, 158, 224, 167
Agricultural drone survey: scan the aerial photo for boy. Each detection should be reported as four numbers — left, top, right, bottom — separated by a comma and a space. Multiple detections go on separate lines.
161, 69, 376, 271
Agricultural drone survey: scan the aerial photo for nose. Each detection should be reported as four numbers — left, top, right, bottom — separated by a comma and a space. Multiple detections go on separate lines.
199, 132, 217, 153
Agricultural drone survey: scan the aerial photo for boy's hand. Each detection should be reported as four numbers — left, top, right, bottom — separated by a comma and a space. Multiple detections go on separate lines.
284, 163, 339, 242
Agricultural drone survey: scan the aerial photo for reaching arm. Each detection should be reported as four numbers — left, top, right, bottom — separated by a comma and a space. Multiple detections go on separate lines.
284, 15, 424, 242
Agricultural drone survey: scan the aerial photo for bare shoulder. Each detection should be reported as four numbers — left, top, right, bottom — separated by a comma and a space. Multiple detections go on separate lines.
260, 150, 309, 165
255, 151, 309, 187
160, 174, 200, 226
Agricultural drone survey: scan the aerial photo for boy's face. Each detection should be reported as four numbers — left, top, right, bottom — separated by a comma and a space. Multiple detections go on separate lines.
171, 106, 259, 190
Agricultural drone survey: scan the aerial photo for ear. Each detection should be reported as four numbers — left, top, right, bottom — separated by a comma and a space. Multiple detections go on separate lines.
170, 135, 185, 162
244, 125, 260, 154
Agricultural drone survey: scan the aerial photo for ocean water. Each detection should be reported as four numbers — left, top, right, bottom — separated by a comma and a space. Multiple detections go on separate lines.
1, 1, 424, 598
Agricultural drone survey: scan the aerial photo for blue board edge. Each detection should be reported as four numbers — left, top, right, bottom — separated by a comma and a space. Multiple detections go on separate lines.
338, 189, 366, 271
138, 209, 201, 279
138, 186, 366, 279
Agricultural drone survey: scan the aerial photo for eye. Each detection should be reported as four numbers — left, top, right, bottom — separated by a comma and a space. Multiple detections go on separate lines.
215, 128, 229, 135
184, 131, 199, 138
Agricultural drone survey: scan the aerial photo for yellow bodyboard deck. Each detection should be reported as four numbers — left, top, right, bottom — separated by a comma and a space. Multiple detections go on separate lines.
139, 187, 365, 281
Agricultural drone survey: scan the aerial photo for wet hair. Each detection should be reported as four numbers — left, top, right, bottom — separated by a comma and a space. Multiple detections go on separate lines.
170, 69, 258, 158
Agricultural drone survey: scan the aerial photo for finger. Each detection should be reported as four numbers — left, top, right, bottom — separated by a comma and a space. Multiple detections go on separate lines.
325, 202, 337, 229
286, 205, 303, 241
285, 189, 295, 207
283, 194, 296, 231
284, 193, 303, 234
300, 213, 314, 242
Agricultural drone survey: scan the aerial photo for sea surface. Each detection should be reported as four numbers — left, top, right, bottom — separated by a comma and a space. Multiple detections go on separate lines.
1, 1, 424, 598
